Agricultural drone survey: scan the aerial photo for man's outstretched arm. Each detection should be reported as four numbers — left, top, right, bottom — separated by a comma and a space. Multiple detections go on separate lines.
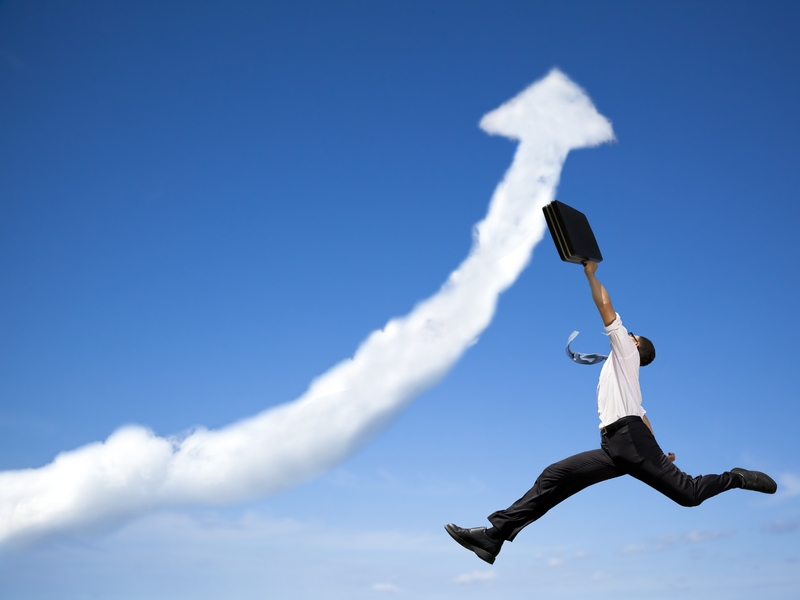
585, 262, 677, 464
583, 261, 616, 327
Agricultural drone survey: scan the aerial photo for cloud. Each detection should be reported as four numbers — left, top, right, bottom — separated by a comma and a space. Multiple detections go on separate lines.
2, 510, 454, 598
683, 530, 735, 544
778, 474, 800, 498
654, 530, 734, 550
623, 543, 649, 555
624, 529, 735, 554
452, 570, 497, 584
762, 518, 800, 534
0, 69, 614, 550
372, 583, 402, 593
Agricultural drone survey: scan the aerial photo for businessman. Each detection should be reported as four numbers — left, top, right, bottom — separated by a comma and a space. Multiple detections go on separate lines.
445, 260, 777, 565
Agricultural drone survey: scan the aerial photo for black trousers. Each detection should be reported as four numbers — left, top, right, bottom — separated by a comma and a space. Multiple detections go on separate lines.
488, 416, 740, 541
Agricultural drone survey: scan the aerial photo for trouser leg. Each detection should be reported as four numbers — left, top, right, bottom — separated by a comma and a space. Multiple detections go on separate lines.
606, 418, 740, 507
488, 449, 622, 541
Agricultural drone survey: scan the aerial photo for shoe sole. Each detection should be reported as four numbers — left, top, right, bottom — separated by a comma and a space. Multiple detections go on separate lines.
444, 524, 496, 565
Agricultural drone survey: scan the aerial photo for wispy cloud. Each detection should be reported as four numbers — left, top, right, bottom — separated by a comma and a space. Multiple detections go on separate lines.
453, 570, 497, 584
778, 474, 800, 498
623, 543, 648, 555
683, 530, 734, 544
92, 509, 448, 555
372, 583, 402, 593
0, 69, 614, 550
762, 518, 800, 534
624, 529, 734, 554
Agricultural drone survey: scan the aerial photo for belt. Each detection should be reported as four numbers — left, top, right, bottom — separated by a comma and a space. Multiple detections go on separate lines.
600, 415, 641, 436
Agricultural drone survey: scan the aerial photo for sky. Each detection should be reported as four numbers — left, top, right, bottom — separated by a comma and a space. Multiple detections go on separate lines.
1, 1, 799, 598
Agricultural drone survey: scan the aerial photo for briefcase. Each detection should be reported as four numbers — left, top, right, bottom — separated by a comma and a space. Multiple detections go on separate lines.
542, 200, 603, 264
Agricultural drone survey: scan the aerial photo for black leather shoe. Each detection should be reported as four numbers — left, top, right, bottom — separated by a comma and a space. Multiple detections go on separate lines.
731, 468, 777, 494
444, 523, 502, 564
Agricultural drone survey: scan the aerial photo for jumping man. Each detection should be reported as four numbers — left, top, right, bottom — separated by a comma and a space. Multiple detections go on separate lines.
445, 260, 777, 564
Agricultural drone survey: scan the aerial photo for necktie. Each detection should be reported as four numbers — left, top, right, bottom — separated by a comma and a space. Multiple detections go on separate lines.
565, 331, 608, 365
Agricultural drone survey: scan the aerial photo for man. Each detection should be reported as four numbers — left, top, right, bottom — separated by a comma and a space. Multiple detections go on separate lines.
445, 260, 777, 565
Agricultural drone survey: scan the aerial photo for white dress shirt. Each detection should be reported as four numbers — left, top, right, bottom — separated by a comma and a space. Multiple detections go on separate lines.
596, 313, 646, 428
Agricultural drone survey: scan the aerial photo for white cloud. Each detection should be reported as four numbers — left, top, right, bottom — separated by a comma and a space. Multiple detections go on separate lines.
1, 510, 461, 598
778, 474, 800, 498
372, 583, 402, 593
452, 570, 498, 584
0, 69, 614, 550
684, 530, 734, 544
547, 557, 563, 567
623, 543, 648, 555
625, 529, 734, 554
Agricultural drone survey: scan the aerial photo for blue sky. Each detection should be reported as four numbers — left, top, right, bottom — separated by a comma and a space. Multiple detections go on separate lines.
1, 1, 799, 598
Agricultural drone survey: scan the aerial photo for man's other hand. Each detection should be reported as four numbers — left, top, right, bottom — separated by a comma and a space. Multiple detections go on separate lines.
583, 260, 598, 276
666, 452, 676, 463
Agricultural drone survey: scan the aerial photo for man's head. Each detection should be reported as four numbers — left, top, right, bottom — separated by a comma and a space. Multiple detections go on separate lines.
629, 332, 656, 367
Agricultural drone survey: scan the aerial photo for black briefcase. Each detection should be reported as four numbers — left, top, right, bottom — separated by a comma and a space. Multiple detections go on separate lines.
542, 200, 603, 264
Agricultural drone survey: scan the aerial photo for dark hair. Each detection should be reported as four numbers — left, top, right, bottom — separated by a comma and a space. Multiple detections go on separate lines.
637, 335, 656, 367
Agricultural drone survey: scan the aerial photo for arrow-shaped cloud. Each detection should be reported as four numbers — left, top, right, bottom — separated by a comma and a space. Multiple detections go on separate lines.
0, 69, 614, 549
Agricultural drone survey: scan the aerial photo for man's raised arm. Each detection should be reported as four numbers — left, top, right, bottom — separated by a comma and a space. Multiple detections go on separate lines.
583, 261, 616, 327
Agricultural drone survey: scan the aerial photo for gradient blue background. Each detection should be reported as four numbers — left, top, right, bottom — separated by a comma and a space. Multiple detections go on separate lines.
1, 1, 798, 598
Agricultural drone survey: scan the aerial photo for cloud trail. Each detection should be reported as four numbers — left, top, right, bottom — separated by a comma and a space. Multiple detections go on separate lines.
0, 69, 614, 548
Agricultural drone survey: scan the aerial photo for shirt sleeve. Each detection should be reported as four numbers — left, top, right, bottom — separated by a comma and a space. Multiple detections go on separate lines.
604, 313, 638, 360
